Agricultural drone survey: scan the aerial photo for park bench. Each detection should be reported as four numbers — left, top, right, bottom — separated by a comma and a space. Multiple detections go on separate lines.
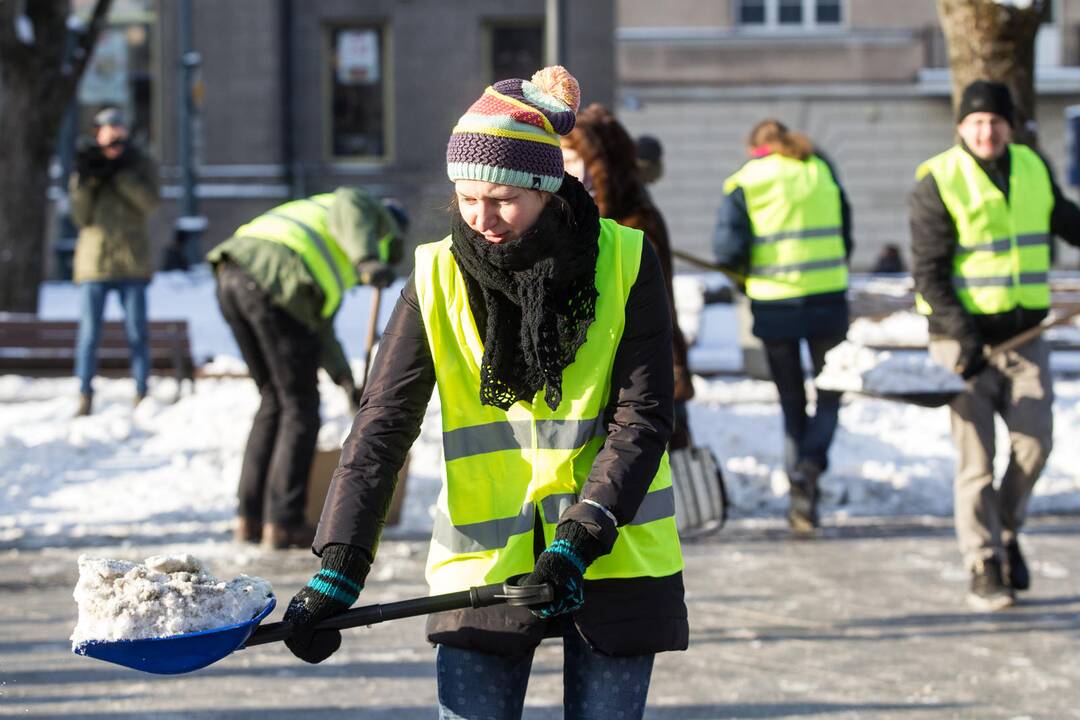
0, 315, 195, 396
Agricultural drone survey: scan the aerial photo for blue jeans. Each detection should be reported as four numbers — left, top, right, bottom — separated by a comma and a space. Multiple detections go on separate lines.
762, 334, 845, 476
76, 281, 150, 396
436, 629, 654, 720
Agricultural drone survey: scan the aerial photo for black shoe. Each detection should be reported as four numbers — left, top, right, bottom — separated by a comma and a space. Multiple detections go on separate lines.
967, 558, 1015, 611
75, 393, 93, 417
787, 462, 820, 533
1004, 541, 1030, 591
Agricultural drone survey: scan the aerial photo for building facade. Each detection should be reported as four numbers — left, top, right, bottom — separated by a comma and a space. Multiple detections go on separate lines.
55, 0, 616, 276
615, 0, 1080, 270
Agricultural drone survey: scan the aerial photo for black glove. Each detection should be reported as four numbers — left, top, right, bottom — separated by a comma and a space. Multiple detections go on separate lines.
109, 141, 133, 171
356, 260, 395, 289
283, 544, 370, 664
522, 520, 606, 619
75, 144, 114, 180
957, 341, 988, 380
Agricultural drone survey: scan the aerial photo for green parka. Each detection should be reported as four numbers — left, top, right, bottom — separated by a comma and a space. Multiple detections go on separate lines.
206, 187, 400, 384
70, 146, 160, 283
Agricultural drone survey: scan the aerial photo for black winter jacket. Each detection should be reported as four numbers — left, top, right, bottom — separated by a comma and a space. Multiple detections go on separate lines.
313, 240, 689, 657
909, 143, 1080, 352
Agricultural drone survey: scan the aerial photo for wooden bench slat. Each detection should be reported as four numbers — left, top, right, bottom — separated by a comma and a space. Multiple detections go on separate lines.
0, 317, 195, 386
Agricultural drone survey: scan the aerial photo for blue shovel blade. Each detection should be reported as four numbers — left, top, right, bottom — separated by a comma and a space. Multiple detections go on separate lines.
73, 595, 276, 675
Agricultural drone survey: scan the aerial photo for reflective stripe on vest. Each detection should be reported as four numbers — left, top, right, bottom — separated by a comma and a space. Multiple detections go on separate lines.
723, 154, 848, 302
914, 144, 1052, 316
433, 486, 677, 555
233, 194, 358, 317
413, 219, 684, 594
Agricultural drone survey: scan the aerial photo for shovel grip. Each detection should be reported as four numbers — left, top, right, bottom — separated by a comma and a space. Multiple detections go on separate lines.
245, 581, 551, 648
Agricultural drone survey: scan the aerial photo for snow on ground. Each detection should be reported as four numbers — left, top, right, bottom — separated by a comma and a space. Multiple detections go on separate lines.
4, 269, 1080, 551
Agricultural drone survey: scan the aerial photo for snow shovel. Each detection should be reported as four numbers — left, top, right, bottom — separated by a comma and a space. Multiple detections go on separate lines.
358, 286, 383, 397
670, 248, 747, 291
73, 580, 551, 676
854, 307, 1080, 408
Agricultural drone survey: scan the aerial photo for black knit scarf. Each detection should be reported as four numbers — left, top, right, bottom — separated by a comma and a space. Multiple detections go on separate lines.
450, 174, 601, 411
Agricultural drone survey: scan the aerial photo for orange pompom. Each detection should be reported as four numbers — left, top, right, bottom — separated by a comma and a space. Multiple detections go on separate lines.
530, 65, 581, 113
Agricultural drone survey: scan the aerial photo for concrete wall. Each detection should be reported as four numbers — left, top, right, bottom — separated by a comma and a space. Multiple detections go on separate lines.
619, 35, 926, 85
618, 0, 735, 28
617, 92, 1080, 271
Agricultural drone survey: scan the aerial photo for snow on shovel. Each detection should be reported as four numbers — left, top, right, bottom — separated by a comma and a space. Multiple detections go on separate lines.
820, 308, 1080, 408
74, 580, 552, 675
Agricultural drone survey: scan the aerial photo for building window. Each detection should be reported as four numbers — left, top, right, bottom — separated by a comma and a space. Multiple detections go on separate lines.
485, 21, 544, 83
778, 0, 803, 25
74, 0, 156, 146
328, 26, 386, 159
737, 0, 844, 28
737, 0, 766, 25
815, 0, 842, 24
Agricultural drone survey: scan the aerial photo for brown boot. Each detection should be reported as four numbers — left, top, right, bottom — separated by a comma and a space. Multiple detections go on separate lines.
75, 393, 93, 417
261, 522, 316, 550
234, 517, 262, 544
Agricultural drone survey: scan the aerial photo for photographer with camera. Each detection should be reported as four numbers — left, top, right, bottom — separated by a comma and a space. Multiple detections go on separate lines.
69, 108, 161, 416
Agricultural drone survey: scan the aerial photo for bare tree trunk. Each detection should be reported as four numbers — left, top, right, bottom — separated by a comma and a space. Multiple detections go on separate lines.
937, 0, 1049, 147
0, 0, 113, 313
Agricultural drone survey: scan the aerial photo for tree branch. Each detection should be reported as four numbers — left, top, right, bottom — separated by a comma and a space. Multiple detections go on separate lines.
72, 0, 114, 82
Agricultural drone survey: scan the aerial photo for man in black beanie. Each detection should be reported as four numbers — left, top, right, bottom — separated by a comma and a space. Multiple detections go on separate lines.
957, 80, 1016, 128
909, 80, 1080, 611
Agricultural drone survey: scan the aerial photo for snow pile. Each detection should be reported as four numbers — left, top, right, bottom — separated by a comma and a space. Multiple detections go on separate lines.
816, 341, 965, 394
71, 553, 272, 645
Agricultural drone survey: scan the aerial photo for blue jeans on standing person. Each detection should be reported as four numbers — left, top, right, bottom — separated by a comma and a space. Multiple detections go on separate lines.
436, 628, 655, 720
762, 334, 845, 477
75, 280, 150, 397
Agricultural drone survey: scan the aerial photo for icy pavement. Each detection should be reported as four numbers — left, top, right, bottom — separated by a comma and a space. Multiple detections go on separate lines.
2, 517, 1079, 718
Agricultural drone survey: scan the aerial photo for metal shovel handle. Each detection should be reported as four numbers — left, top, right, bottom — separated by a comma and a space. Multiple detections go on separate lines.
244, 580, 552, 648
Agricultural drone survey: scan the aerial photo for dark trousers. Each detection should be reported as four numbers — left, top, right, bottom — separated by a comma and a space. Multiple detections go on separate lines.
762, 334, 845, 476
215, 262, 321, 525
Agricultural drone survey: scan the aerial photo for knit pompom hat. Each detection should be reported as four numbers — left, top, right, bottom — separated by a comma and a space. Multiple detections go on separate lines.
447, 66, 581, 193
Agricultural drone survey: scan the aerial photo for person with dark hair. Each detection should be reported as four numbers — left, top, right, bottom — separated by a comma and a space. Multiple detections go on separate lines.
713, 118, 854, 532
636, 134, 664, 185
561, 104, 695, 448
280, 66, 686, 719
910, 80, 1080, 610
872, 243, 906, 274
70, 108, 160, 416
206, 188, 405, 550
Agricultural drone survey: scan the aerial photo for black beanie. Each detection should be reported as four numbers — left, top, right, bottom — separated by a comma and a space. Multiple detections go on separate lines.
957, 80, 1015, 127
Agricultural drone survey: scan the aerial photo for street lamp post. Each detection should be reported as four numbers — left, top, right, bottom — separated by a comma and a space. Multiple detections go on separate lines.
171, 0, 206, 270
545, 0, 566, 67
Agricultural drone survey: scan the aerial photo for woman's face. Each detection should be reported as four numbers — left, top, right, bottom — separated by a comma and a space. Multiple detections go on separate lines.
455, 180, 549, 244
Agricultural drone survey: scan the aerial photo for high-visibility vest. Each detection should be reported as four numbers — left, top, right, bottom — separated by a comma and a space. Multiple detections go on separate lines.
413, 219, 684, 595
233, 193, 358, 317
723, 154, 848, 302
915, 144, 1052, 316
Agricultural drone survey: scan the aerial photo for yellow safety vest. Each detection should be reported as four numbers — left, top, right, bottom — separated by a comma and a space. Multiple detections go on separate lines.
723, 154, 848, 302
915, 144, 1052, 316
413, 219, 684, 595
233, 193, 359, 317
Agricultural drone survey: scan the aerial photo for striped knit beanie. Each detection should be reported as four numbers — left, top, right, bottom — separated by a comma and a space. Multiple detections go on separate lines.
447, 66, 581, 193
